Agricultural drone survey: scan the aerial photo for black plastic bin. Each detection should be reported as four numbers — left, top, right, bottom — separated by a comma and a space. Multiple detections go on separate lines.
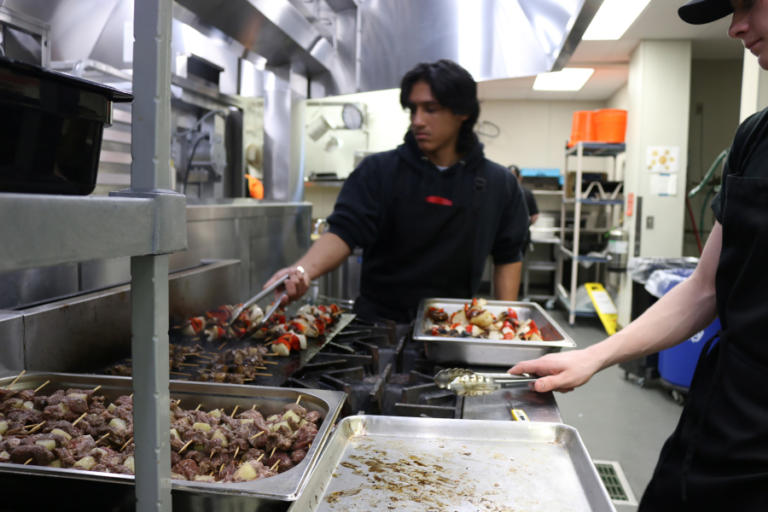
0, 57, 132, 195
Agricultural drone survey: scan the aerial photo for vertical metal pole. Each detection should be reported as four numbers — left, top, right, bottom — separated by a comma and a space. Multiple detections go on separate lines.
569, 143, 584, 325
130, 255, 172, 512
133, 0, 172, 191
131, 0, 173, 510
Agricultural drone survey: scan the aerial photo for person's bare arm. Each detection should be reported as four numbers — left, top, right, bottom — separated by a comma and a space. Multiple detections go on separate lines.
510, 222, 722, 393
493, 261, 522, 301
264, 232, 352, 302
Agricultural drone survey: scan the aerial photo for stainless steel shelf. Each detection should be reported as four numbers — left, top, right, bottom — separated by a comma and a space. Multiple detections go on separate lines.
0, 192, 186, 272
558, 143, 624, 325
559, 246, 610, 263
563, 198, 624, 205
565, 142, 626, 157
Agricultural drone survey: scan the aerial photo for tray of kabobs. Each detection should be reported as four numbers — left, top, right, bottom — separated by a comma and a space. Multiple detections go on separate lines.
0, 372, 345, 500
414, 298, 575, 366
102, 301, 355, 387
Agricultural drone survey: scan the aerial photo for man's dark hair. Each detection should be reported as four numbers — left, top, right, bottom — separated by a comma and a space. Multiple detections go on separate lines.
399, 59, 480, 154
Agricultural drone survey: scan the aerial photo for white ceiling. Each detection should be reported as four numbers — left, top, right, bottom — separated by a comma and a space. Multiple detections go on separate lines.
478, 0, 744, 101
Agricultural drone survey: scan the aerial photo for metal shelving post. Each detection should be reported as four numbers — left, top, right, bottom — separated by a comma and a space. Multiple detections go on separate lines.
0, 0, 185, 510
556, 142, 625, 325
113, 0, 180, 510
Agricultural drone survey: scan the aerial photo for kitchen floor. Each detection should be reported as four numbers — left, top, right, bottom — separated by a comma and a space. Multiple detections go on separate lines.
547, 309, 684, 511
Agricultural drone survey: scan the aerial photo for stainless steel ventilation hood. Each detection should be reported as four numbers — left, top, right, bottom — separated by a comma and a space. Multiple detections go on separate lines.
177, 0, 601, 94
356, 0, 601, 91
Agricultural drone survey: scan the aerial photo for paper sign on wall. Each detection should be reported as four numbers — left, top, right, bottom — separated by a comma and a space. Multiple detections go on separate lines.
650, 173, 677, 196
646, 146, 680, 173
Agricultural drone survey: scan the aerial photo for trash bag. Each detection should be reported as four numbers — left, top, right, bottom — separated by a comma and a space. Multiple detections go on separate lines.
627, 257, 698, 285
644, 268, 694, 299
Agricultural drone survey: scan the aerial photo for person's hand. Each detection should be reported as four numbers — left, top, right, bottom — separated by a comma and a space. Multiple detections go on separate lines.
263, 265, 311, 303
508, 348, 602, 393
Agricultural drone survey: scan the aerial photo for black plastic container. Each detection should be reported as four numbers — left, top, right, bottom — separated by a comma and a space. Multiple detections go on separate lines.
0, 57, 132, 195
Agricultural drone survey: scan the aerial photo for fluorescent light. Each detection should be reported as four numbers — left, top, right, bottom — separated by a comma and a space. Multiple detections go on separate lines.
533, 68, 594, 91
582, 0, 651, 40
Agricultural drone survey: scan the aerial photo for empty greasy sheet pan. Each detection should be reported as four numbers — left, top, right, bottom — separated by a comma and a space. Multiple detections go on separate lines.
289, 415, 615, 512
414, 299, 576, 366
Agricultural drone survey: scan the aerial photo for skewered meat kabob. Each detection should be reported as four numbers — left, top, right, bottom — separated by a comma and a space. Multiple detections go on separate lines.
0, 385, 321, 482
425, 298, 543, 341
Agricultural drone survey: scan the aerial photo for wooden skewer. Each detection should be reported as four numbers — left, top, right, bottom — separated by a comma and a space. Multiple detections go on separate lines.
7, 369, 26, 388
217, 342, 227, 351
209, 449, 215, 459
218, 462, 226, 474
261, 360, 278, 365
242, 378, 254, 382
256, 453, 264, 463
178, 439, 193, 454
96, 432, 110, 444
233, 446, 239, 459
92, 385, 102, 393
230, 405, 239, 418
129, 393, 134, 399
251, 404, 256, 410
120, 437, 134, 452
252, 372, 273, 377
177, 363, 200, 367
270, 447, 276, 458
23, 457, 34, 465
270, 460, 280, 472
33, 380, 50, 393
249, 431, 264, 440
254, 366, 267, 370
194, 404, 202, 411
27, 421, 46, 434
295, 395, 302, 405
71, 412, 88, 427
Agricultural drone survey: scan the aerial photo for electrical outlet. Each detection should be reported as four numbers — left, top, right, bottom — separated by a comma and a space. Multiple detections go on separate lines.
646, 216, 654, 229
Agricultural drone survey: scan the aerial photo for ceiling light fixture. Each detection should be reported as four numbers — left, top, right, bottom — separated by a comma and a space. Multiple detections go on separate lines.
533, 68, 594, 91
582, 0, 651, 40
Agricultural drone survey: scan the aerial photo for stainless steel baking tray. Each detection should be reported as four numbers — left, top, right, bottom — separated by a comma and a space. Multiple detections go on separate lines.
413, 298, 576, 366
0, 372, 345, 501
289, 415, 615, 512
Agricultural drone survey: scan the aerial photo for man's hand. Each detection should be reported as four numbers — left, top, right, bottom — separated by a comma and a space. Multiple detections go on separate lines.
264, 265, 311, 303
508, 348, 602, 393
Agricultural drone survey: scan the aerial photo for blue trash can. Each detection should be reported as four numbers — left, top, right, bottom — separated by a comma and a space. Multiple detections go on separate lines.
646, 269, 720, 389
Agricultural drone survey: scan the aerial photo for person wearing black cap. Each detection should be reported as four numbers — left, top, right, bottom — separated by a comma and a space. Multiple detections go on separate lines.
509, 1, 768, 509
264, 59, 529, 323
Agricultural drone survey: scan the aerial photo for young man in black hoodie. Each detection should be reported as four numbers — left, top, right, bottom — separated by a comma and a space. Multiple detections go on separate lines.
266, 59, 529, 323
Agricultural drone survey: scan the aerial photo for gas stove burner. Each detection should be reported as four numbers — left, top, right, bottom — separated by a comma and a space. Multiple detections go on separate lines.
284, 320, 463, 419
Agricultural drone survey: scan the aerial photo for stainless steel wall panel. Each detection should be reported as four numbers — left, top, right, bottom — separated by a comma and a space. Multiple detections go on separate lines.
0, 311, 24, 374
0, 264, 79, 309
23, 283, 132, 372
21, 259, 241, 372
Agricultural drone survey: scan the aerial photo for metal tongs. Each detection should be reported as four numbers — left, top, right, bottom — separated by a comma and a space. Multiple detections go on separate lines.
434, 368, 537, 397
227, 274, 290, 338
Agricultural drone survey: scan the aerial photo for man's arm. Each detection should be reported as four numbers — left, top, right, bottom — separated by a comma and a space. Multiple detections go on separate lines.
264, 232, 352, 301
493, 261, 522, 301
510, 222, 722, 392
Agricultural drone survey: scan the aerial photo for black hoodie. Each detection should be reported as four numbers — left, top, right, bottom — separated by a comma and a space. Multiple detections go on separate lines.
328, 132, 528, 322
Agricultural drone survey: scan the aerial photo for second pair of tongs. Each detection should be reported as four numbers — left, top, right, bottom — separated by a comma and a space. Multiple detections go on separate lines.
228, 274, 290, 338
434, 368, 537, 397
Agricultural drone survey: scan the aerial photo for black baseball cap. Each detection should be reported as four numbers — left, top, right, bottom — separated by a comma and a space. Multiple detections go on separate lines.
678, 0, 733, 24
